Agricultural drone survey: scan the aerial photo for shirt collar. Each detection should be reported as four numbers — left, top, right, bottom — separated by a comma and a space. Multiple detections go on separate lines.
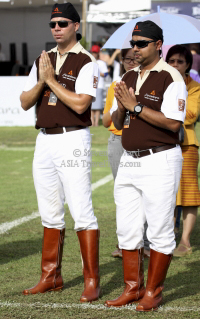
49, 42, 83, 55
134, 57, 166, 73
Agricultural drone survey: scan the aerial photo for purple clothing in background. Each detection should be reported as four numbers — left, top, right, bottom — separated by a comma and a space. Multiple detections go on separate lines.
191, 54, 200, 73
190, 70, 200, 83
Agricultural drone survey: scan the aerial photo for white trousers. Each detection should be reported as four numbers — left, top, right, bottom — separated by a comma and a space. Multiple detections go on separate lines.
114, 146, 183, 255
33, 128, 98, 231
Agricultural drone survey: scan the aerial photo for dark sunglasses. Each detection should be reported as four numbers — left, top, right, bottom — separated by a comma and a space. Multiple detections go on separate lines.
130, 40, 156, 49
168, 59, 186, 65
49, 20, 74, 29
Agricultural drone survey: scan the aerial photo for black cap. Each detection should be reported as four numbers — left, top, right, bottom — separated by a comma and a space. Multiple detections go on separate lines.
132, 20, 163, 43
51, 3, 80, 23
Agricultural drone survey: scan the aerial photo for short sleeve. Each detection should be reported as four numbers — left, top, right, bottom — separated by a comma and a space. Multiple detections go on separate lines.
110, 96, 118, 115
75, 62, 99, 99
99, 60, 108, 74
161, 81, 187, 123
109, 76, 122, 115
23, 62, 37, 91
103, 81, 116, 114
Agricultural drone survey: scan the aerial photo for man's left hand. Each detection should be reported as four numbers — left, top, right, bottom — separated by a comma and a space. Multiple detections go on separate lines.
114, 81, 137, 112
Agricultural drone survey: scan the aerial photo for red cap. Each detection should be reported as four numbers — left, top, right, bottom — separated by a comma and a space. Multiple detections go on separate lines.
90, 45, 101, 53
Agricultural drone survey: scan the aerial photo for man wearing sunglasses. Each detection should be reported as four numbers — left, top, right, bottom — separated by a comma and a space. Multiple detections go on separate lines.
20, 3, 101, 303
105, 20, 187, 311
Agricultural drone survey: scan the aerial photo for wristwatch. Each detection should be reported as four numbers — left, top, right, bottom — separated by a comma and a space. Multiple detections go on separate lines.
133, 103, 144, 116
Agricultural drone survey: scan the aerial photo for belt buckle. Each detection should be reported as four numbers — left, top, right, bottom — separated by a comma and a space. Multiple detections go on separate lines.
132, 150, 140, 158
41, 128, 46, 134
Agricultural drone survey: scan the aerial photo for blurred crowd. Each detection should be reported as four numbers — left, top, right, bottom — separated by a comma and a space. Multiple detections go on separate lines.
88, 42, 200, 127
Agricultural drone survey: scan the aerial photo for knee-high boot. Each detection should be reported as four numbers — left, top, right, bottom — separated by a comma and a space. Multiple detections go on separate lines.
136, 249, 172, 311
23, 227, 65, 295
105, 248, 145, 307
77, 229, 101, 302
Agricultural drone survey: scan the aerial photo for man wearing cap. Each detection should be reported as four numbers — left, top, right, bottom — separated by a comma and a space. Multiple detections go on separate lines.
20, 3, 100, 303
105, 20, 187, 311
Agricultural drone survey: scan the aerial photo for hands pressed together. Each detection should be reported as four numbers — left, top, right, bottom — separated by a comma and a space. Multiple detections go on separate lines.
114, 81, 138, 113
39, 50, 55, 85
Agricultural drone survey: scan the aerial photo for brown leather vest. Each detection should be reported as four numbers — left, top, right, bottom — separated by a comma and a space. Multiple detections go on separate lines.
35, 51, 93, 129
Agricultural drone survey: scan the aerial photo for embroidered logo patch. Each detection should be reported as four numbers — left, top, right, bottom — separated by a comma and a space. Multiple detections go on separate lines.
178, 99, 185, 112
62, 73, 76, 82
133, 25, 141, 32
52, 8, 62, 14
44, 90, 51, 98
144, 93, 159, 102
93, 76, 98, 89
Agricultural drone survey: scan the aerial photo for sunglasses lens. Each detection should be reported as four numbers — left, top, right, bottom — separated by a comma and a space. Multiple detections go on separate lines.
49, 22, 56, 28
130, 41, 149, 49
49, 21, 69, 28
58, 21, 69, 28
137, 41, 148, 48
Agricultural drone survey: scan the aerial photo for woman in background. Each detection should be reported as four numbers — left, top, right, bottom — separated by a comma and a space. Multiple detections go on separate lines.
166, 45, 200, 257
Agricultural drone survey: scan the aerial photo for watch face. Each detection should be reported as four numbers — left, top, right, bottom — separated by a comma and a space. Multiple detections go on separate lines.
135, 105, 142, 113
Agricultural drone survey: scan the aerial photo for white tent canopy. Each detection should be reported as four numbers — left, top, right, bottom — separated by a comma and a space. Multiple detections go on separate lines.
87, 0, 151, 23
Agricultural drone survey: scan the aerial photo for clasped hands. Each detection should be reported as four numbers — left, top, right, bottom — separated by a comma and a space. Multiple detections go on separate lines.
114, 81, 137, 113
39, 50, 55, 85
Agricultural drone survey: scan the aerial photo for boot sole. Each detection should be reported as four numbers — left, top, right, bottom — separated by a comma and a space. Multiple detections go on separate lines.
80, 289, 102, 303
136, 307, 158, 312
136, 300, 162, 312
105, 297, 144, 308
23, 285, 63, 295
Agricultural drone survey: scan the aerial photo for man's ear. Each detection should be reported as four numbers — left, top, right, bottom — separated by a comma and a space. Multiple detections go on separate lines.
156, 40, 162, 51
74, 22, 80, 33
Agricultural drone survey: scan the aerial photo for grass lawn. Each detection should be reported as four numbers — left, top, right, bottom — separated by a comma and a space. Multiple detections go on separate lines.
0, 124, 200, 319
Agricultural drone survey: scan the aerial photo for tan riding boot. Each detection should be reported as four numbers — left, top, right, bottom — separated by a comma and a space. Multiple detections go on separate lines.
136, 249, 172, 312
23, 227, 65, 295
105, 248, 145, 307
77, 229, 101, 302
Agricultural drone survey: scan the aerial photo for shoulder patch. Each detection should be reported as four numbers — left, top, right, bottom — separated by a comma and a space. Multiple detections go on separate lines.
93, 76, 98, 89
178, 99, 185, 112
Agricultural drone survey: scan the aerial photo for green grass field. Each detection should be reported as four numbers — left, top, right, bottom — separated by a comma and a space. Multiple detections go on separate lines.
0, 124, 200, 319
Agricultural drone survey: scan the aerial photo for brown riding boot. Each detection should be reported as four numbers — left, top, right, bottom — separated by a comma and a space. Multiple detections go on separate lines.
105, 248, 145, 307
77, 229, 101, 302
136, 249, 172, 312
23, 227, 65, 295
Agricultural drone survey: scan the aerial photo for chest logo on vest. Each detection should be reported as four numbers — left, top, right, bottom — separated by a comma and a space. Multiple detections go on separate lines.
62, 72, 76, 82
144, 91, 159, 102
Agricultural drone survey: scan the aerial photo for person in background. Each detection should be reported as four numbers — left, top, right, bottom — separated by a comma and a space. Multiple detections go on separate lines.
189, 43, 200, 83
166, 45, 200, 257
100, 49, 121, 81
20, 2, 101, 303
189, 44, 200, 83
90, 45, 109, 126
0, 43, 6, 61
